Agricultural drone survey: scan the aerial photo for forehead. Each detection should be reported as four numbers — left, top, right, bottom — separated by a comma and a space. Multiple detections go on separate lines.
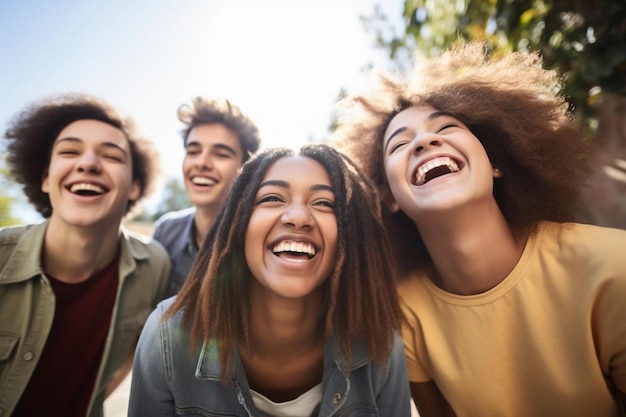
54, 119, 129, 148
186, 124, 242, 149
384, 104, 440, 137
262, 156, 331, 185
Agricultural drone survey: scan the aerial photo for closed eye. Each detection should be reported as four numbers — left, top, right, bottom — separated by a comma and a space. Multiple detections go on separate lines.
313, 199, 335, 210
389, 141, 408, 154
437, 123, 458, 133
257, 194, 284, 204
104, 154, 124, 162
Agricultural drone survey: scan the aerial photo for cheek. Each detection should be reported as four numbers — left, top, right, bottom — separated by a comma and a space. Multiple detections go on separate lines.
40, 162, 61, 192
182, 158, 193, 172
384, 161, 405, 191
322, 220, 339, 257
221, 162, 242, 182
244, 214, 263, 257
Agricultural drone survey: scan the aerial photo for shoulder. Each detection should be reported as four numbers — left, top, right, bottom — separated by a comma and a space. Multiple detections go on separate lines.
121, 229, 171, 295
154, 208, 195, 232
539, 221, 626, 259
0, 223, 42, 267
535, 222, 626, 293
139, 296, 189, 354
0, 223, 37, 245
124, 229, 169, 260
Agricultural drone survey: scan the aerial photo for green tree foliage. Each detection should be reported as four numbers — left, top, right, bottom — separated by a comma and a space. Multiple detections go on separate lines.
0, 165, 20, 227
151, 177, 190, 221
364, 0, 626, 129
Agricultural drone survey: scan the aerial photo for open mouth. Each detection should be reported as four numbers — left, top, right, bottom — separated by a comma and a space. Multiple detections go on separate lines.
68, 183, 107, 196
191, 176, 217, 186
413, 156, 462, 186
272, 240, 317, 260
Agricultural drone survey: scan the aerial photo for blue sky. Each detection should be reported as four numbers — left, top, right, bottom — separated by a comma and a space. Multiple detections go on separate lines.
0, 0, 397, 220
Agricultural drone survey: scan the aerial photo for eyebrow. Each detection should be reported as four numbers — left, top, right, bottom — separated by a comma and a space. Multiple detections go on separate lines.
258, 180, 334, 193
53, 136, 129, 155
384, 111, 453, 154
185, 141, 238, 156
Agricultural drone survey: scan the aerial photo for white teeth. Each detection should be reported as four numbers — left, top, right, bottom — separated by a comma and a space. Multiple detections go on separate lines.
192, 177, 217, 185
272, 240, 316, 257
70, 183, 105, 194
415, 157, 460, 185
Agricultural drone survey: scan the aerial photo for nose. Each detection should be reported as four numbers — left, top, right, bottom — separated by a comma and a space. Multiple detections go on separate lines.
76, 151, 101, 173
413, 132, 443, 154
195, 152, 215, 170
281, 203, 314, 229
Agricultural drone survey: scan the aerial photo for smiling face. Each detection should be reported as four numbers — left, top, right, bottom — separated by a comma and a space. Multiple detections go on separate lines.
183, 123, 244, 211
244, 156, 338, 300
382, 104, 496, 221
42, 119, 140, 228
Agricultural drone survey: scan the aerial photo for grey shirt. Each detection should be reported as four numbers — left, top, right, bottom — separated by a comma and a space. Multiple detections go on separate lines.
153, 207, 198, 298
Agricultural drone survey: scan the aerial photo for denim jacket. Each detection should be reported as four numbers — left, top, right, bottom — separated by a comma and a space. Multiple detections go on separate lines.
129, 298, 411, 416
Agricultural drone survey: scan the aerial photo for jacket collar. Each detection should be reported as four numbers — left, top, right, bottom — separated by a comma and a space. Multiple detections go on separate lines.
0, 220, 147, 284
194, 337, 371, 382
0, 222, 46, 284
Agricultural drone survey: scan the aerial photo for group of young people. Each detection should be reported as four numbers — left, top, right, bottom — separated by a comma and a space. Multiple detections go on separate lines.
0, 41, 624, 417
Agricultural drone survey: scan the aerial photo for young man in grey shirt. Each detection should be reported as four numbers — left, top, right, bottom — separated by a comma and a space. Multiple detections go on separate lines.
153, 97, 261, 298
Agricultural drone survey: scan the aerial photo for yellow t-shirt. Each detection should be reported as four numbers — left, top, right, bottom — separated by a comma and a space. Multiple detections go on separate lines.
399, 221, 626, 417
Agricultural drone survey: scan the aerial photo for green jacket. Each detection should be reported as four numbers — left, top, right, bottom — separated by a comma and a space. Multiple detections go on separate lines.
0, 221, 170, 417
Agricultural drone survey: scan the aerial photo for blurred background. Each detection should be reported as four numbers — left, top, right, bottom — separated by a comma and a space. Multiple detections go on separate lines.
1, 0, 625, 231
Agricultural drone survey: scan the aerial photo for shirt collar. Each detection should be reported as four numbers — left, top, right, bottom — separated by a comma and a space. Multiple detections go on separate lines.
0, 221, 146, 284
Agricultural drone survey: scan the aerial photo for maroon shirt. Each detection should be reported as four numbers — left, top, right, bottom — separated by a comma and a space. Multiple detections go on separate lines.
13, 257, 119, 417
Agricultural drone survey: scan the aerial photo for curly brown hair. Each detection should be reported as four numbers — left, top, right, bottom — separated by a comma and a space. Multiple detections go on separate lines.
3, 93, 160, 218
177, 97, 261, 163
332, 42, 591, 273
166, 144, 404, 383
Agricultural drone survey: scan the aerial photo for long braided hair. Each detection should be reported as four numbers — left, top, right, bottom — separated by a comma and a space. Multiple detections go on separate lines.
166, 144, 404, 383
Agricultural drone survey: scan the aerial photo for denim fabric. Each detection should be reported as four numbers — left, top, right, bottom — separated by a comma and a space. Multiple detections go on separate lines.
153, 208, 198, 298
0, 221, 170, 417
129, 298, 411, 416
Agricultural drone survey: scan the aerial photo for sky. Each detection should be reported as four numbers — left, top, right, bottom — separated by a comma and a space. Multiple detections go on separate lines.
0, 0, 399, 220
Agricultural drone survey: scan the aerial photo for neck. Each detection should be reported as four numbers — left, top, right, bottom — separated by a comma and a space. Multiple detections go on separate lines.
43, 217, 121, 283
193, 206, 219, 247
415, 202, 527, 295
244, 281, 324, 358
239, 281, 325, 402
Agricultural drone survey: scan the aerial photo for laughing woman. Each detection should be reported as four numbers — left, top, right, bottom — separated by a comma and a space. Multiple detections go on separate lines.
128, 144, 410, 416
332, 42, 626, 416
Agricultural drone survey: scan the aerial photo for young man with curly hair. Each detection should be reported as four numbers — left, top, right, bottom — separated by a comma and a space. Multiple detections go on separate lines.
332, 42, 626, 416
0, 93, 170, 417
153, 97, 261, 298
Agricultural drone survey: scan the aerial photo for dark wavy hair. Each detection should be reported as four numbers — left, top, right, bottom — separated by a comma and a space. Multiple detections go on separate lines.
332, 42, 591, 274
177, 97, 261, 162
166, 144, 404, 383
4, 93, 159, 217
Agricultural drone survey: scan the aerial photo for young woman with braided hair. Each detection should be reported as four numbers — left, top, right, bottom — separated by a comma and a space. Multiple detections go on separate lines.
332, 42, 626, 416
129, 144, 411, 416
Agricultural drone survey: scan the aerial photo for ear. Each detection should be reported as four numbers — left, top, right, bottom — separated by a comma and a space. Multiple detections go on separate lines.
41, 170, 50, 193
492, 167, 504, 178
381, 187, 401, 213
129, 180, 141, 202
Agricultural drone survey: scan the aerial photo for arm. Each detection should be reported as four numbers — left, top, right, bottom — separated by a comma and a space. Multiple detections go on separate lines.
128, 307, 175, 417
411, 381, 456, 417
375, 333, 412, 415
